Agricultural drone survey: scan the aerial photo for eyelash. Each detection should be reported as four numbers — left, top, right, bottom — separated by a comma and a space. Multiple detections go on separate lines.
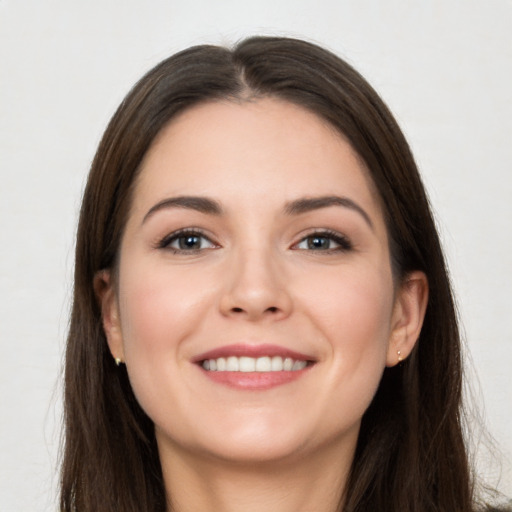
293, 230, 353, 253
156, 228, 217, 254
156, 228, 353, 254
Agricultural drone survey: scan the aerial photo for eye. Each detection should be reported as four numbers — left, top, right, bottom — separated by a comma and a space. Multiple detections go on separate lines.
158, 229, 217, 253
293, 231, 352, 252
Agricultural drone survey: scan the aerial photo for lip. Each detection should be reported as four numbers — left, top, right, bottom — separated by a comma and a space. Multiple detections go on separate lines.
193, 344, 316, 390
192, 343, 314, 363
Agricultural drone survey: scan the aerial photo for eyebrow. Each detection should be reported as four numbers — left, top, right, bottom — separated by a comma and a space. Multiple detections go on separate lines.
284, 195, 374, 230
142, 194, 373, 230
143, 196, 223, 223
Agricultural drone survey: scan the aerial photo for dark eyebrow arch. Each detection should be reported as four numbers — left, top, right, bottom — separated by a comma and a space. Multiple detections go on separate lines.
143, 196, 223, 224
284, 195, 374, 230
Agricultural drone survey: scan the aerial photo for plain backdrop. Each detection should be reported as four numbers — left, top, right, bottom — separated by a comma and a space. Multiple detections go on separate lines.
0, 1, 511, 509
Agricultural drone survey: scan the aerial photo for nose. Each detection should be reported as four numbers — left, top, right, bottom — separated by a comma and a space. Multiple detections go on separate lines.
219, 248, 293, 321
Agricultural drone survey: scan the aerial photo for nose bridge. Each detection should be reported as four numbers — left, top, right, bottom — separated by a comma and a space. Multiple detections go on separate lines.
220, 238, 292, 320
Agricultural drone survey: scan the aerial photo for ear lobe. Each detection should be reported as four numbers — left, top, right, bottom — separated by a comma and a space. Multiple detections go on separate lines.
93, 270, 125, 363
386, 271, 429, 367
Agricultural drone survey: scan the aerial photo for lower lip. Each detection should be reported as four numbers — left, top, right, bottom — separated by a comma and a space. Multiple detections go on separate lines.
199, 367, 311, 390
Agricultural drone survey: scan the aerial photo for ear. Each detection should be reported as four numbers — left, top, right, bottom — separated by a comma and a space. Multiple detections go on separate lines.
386, 271, 429, 367
93, 270, 125, 364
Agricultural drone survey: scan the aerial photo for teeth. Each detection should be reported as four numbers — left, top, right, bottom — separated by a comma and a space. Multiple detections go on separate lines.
256, 356, 271, 371
292, 360, 307, 371
271, 356, 283, 371
239, 356, 255, 372
202, 355, 308, 372
226, 356, 239, 371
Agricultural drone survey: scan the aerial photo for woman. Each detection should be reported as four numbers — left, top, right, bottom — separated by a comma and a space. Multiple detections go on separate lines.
61, 36, 508, 511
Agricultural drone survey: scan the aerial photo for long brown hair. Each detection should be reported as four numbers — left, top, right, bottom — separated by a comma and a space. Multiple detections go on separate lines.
61, 36, 498, 511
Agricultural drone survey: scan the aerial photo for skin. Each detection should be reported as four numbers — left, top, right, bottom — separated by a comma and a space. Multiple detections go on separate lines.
96, 98, 428, 512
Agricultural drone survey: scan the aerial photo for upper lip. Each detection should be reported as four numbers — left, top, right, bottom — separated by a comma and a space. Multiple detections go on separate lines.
192, 344, 315, 363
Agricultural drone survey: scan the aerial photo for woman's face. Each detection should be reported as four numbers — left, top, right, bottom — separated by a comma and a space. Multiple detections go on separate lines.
101, 98, 421, 466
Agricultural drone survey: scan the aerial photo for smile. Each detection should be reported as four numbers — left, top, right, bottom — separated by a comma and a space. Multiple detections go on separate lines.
194, 344, 315, 389
202, 356, 308, 372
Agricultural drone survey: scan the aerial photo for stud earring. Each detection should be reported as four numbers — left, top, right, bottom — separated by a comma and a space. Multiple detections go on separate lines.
115, 357, 122, 366
397, 350, 402, 363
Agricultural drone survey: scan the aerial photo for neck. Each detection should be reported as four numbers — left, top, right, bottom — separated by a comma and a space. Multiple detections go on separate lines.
159, 438, 354, 512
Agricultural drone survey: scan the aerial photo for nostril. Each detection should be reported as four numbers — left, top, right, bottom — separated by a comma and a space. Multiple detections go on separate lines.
230, 306, 279, 314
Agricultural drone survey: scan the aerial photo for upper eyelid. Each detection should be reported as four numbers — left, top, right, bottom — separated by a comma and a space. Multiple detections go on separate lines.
291, 229, 353, 249
293, 228, 350, 241
157, 228, 217, 248
154, 227, 351, 248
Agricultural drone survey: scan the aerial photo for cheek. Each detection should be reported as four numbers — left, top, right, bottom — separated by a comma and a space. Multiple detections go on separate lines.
303, 264, 394, 342
115, 261, 215, 427
117, 260, 210, 357
116, 259, 219, 416
298, 266, 394, 404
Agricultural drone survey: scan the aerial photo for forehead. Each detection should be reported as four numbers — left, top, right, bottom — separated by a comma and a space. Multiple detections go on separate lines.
132, 98, 383, 221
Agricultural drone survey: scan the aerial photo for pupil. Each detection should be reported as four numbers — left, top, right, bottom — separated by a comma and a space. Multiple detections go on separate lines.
309, 237, 328, 249
180, 235, 200, 249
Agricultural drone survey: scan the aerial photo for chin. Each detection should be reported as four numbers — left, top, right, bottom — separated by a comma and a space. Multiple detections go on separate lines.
193, 436, 311, 466
156, 411, 358, 468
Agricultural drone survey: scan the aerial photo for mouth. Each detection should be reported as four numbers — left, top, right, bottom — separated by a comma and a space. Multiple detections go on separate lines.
201, 356, 310, 372
193, 344, 315, 389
